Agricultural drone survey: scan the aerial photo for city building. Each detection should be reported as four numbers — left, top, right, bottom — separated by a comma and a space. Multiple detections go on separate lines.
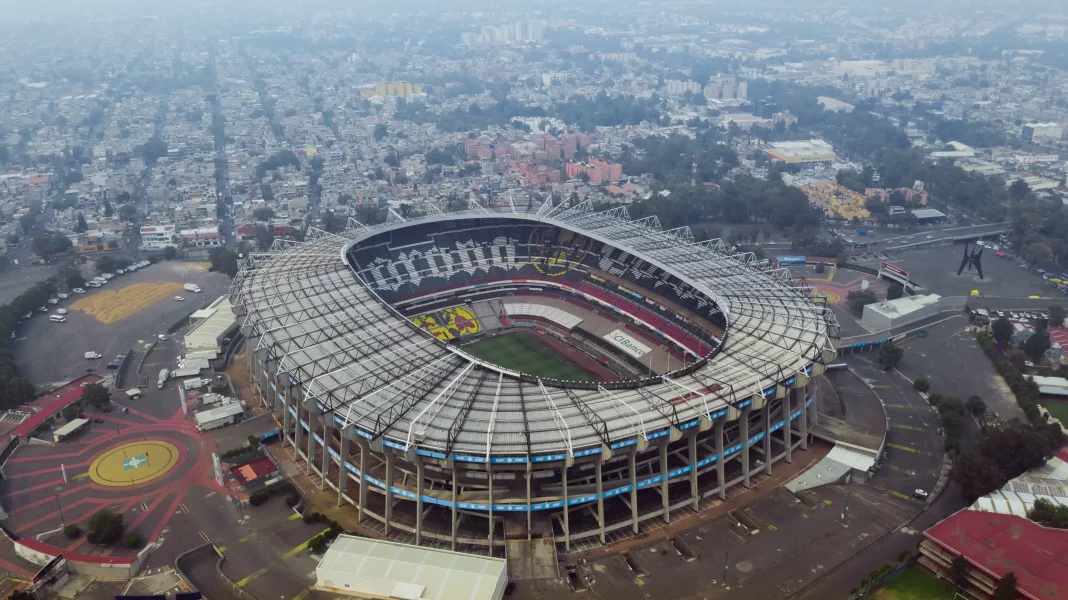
139, 224, 177, 251
179, 226, 221, 248
865, 181, 929, 206
1021, 122, 1064, 143
705, 75, 747, 100
565, 158, 623, 185
663, 80, 704, 96
359, 81, 425, 99
765, 140, 835, 164
184, 296, 238, 357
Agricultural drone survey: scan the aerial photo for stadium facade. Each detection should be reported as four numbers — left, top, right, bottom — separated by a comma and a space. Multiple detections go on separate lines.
232, 200, 839, 553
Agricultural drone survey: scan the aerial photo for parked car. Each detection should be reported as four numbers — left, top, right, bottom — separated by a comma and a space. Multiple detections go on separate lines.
73, 288, 86, 293
174, 296, 185, 301
914, 489, 929, 500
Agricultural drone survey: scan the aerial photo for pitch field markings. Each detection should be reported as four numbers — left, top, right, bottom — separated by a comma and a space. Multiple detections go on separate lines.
88, 440, 180, 487
462, 332, 593, 381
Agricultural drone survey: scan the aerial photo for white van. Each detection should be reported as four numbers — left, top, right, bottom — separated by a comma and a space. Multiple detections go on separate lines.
49, 315, 67, 323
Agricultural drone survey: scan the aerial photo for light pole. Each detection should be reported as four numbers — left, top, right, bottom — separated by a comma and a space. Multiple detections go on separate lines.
53, 487, 66, 527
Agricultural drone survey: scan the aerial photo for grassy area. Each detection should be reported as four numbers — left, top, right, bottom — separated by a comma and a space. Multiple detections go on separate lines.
871, 567, 955, 600
1045, 401, 1068, 425
462, 332, 592, 381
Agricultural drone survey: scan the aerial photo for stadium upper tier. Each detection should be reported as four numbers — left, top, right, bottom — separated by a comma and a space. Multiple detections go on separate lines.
232, 202, 839, 460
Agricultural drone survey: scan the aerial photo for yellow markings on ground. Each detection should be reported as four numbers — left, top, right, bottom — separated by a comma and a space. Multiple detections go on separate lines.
287, 512, 303, 521
238, 537, 249, 543
87, 440, 180, 487
810, 288, 842, 305
886, 443, 917, 453
826, 268, 835, 283
282, 528, 332, 560
888, 490, 921, 504
800, 513, 809, 518
766, 524, 778, 531
729, 529, 747, 542
634, 578, 646, 588
70, 472, 90, 480
883, 404, 909, 409
293, 588, 312, 600
236, 567, 267, 588
822, 499, 833, 505
890, 424, 925, 432
70, 281, 185, 324
216, 546, 227, 553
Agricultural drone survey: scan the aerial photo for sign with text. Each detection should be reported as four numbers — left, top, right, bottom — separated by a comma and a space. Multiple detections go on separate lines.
880, 262, 909, 281
603, 329, 652, 359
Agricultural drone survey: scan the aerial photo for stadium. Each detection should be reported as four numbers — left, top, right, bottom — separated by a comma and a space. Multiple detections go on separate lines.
231, 200, 839, 555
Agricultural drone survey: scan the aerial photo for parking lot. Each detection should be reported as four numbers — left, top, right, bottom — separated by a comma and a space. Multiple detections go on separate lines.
571, 485, 912, 600
11, 261, 232, 388
876, 245, 1051, 299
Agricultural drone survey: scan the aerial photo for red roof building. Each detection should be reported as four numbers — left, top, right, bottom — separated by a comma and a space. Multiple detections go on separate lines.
919, 509, 1068, 600
11, 374, 102, 440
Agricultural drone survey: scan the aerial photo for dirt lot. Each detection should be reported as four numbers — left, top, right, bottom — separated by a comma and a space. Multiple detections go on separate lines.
70, 281, 185, 324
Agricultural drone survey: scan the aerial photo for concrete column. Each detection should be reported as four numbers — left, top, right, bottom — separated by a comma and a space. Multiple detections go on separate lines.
282, 398, 292, 448
715, 419, 726, 500
762, 403, 773, 476
628, 449, 638, 534
384, 451, 395, 535
784, 394, 793, 464
807, 379, 819, 427
294, 403, 304, 458
487, 465, 494, 556
337, 435, 349, 506
595, 459, 605, 544
659, 442, 670, 523
451, 467, 459, 551
688, 430, 699, 511
306, 410, 315, 475
416, 458, 425, 546
562, 465, 570, 552
357, 439, 369, 523
526, 466, 532, 543
799, 391, 809, 450
321, 418, 332, 489
741, 408, 752, 488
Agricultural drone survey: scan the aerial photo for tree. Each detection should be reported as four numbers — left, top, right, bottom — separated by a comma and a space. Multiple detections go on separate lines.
949, 554, 971, 591
86, 509, 124, 545
6, 378, 35, 405
1027, 497, 1068, 529
877, 342, 905, 371
254, 224, 275, 251
123, 533, 142, 549
64, 524, 81, 538
373, 123, 388, 141
116, 191, 131, 204
252, 206, 275, 221
993, 572, 1019, 600
260, 184, 275, 202
954, 453, 1004, 503
886, 283, 904, 301
60, 264, 85, 289
966, 395, 987, 417
913, 379, 930, 393
1009, 178, 1030, 200
7, 591, 35, 600
1048, 305, 1066, 328
103, 200, 113, 217
162, 246, 178, 260
75, 213, 88, 233
118, 204, 139, 223
208, 247, 241, 278
1023, 329, 1051, 361
81, 383, 110, 409
991, 317, 1014, 345
62, 405, 79, 422
846, 289, 877, 315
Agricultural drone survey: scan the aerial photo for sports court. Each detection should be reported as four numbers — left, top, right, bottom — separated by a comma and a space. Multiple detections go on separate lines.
463, 332, 593, 381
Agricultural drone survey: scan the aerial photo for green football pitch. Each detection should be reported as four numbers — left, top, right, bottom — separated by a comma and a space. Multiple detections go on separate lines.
462, 332, 593, 381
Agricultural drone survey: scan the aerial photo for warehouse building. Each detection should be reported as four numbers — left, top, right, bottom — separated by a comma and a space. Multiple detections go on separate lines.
765, 139, 835, 164
184, 296, 238, 358
862, 294, 943, 331
315, 535, 508, 600
193, 402, 244, 431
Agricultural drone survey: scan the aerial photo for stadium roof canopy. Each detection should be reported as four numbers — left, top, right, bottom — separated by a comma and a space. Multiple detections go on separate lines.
231, 201, 839, 460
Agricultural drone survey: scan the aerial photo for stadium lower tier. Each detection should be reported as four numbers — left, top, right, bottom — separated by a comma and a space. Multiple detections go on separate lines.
253, 351, 820, 554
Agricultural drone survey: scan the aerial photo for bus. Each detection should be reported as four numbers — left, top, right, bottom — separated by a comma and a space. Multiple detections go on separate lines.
53, 418, 89, 443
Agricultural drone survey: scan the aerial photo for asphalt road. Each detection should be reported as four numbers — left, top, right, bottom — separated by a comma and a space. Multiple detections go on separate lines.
12, 261, 232, 388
